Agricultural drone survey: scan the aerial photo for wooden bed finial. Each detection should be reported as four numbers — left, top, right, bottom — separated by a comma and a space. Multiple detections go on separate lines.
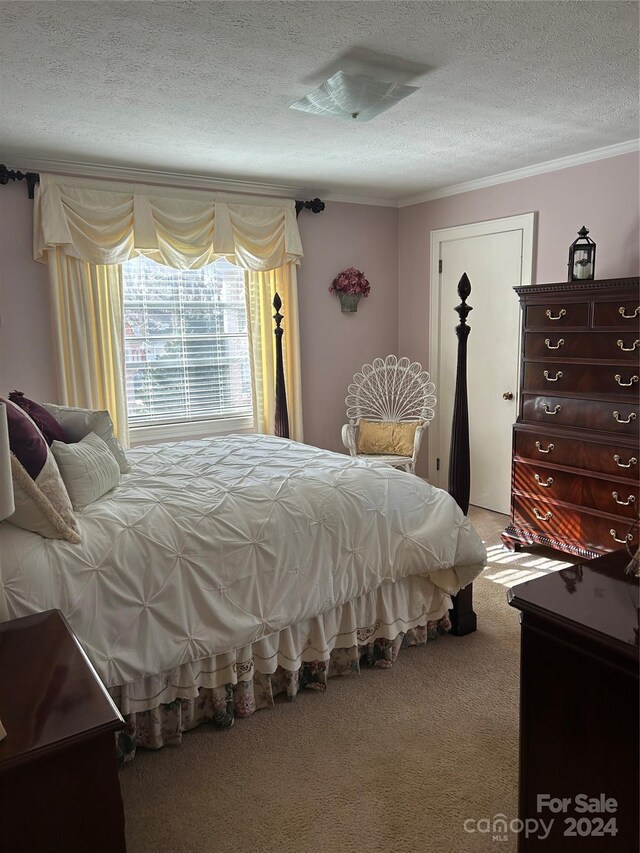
448, 272, 477, 636
273, 293, 290, 439
448, 272, 472, 514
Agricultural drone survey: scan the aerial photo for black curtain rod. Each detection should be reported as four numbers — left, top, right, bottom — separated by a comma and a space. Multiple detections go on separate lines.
0, 164, 40, 198
0, 163, 325, 214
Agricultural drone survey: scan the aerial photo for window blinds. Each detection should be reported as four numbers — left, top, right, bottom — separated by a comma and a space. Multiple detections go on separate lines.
122, 256, 252, 427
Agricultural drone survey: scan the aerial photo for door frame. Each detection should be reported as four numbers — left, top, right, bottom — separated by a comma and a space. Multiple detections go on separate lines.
427, 212, 536, 489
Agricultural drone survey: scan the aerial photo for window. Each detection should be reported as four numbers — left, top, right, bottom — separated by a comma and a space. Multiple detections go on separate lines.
122, 256, 253, 432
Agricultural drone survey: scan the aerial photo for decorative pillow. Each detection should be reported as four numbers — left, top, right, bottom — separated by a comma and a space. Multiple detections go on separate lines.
356, 420, 397, 455
8, 390, 68, 445
1, 398, 80, 542
42, 403, 131, 473
9, 455, 81, 543
356, 419, 423, 457
51, 432, 121, 509
2, 396, 48, 478
393, 421, 422, 457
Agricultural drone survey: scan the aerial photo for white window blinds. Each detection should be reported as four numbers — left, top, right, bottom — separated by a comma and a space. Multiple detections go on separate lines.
122, 256, 252, 428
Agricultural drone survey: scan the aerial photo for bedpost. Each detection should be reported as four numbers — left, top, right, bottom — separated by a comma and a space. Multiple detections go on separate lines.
448, 272, 478, 636
273, 292, 290, 439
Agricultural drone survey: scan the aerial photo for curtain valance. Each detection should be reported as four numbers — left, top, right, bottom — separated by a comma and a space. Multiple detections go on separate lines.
33, 174, 303, 271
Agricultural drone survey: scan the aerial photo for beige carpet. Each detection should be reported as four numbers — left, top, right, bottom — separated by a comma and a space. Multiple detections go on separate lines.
120, 507, 522, 853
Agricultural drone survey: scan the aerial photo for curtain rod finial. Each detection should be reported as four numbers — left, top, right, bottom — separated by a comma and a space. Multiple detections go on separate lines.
0, 164, 40, 198
295, 198, 325, 217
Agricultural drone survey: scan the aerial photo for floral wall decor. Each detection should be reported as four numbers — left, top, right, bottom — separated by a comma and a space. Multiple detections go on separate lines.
329, 267, 371, 313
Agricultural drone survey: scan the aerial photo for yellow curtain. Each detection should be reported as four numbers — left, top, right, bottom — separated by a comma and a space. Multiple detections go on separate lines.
245, 264, 303, 442
47, 248, 129, 446
34, 174, 305, 446
34, 174, 303, 270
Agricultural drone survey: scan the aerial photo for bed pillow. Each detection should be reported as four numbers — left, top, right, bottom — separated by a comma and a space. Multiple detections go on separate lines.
8, 390, 68, 445
2, 396, 48, 478
1, 397, 80, 542
51, 432, 121, 509
356, 419, 423, 457
42, 403, 131, 473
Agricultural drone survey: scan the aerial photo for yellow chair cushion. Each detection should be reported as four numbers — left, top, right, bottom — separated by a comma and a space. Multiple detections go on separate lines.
356, 420, 422, 456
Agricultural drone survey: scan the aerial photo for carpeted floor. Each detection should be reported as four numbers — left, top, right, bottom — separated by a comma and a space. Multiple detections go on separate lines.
119, 507, 528, 853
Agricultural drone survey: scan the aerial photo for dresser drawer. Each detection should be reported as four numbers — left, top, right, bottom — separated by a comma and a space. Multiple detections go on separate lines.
522, 394, 639, 435
514, 428, 639, 480
524, 332, 640, 361
513, 459, 581, 505
593, 300, 640, 328
523, 362, 640, 398
514, 459, 638, 520
524, 302, 589, 329
583, 477, 638, 520
513, 496, 638, 554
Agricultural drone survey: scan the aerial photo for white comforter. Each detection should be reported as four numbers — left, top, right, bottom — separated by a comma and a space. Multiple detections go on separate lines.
0, 435, 486, 688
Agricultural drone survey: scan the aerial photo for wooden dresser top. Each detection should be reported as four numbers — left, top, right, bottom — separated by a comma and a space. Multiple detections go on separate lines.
508, 550, 639, 657
0, 609, 123, 771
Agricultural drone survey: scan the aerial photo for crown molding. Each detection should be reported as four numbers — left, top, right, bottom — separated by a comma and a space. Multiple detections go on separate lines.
3, 138, 637, 210
0, 153, 397, 207
397, 139, 640, 208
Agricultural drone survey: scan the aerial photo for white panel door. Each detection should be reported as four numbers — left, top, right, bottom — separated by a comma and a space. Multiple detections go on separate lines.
429, 215, 534, 514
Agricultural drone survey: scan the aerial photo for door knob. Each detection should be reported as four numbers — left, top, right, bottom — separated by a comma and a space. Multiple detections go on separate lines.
502, 391, 514, 400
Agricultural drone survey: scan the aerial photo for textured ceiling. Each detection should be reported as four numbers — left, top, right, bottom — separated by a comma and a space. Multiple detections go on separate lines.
0, 1, 638, 201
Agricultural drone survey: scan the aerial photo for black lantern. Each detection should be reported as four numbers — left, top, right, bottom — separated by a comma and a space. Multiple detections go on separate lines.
568, 226, 596, 281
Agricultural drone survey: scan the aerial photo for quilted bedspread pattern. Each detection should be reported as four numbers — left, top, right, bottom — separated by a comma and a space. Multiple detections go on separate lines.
0, 435, 486, 688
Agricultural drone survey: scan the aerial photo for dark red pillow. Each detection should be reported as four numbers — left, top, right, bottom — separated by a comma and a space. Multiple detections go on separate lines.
8, 390, 68, 445
1, 397, 48, 480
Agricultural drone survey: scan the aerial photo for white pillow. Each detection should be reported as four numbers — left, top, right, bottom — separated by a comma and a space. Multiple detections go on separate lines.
3, 398, 80, 543
51, 432, 121, 509
9, 453, 80, 543
43, 404, 131, 473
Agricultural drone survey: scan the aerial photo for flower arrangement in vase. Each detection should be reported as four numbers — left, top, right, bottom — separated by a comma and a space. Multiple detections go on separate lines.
329, 267, 371, 312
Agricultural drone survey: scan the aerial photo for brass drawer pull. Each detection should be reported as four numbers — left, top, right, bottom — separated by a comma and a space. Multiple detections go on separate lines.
612, 410, 637, 424
543, 404, 561, 415
534, 474, 553, 487
533, 508, 553, 521
544, 338, 565, 350
612, 492, 636, 506
619, 306, 640, 319
617, 339, 639, 352
613, 454, 637, 468
614, 374, 639, 387
545, 309, 566, 321
543, 370, 563, 382
610, 529, 633, 544
535, 441, 554, 453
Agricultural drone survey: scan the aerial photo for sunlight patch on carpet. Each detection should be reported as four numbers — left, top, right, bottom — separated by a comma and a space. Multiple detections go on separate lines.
481, 543, 574, 587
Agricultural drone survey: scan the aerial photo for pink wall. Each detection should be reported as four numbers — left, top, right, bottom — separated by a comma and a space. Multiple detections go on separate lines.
297, 202, 398, 452
0, 182, 57, 401
0, 185, 398, 453
398, 150, 639, 477
1, 153, 636, 457
398, 151, 640, 369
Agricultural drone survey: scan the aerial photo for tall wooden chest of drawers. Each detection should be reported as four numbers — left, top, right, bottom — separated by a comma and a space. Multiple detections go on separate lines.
502, 277, 639, 559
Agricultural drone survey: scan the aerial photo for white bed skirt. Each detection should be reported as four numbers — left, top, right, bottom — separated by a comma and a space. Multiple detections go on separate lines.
111, 574, 451, 715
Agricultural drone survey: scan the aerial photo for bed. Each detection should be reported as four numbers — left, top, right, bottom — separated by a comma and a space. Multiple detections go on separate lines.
0, 275, 485, 761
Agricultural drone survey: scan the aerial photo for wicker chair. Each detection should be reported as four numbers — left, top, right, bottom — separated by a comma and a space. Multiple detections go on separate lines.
341, 355, 436, 473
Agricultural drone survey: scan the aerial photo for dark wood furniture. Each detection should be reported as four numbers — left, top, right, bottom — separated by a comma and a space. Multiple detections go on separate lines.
502, 277, 639, 558
509, 550, 639, 852
0, 610, 127, 853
